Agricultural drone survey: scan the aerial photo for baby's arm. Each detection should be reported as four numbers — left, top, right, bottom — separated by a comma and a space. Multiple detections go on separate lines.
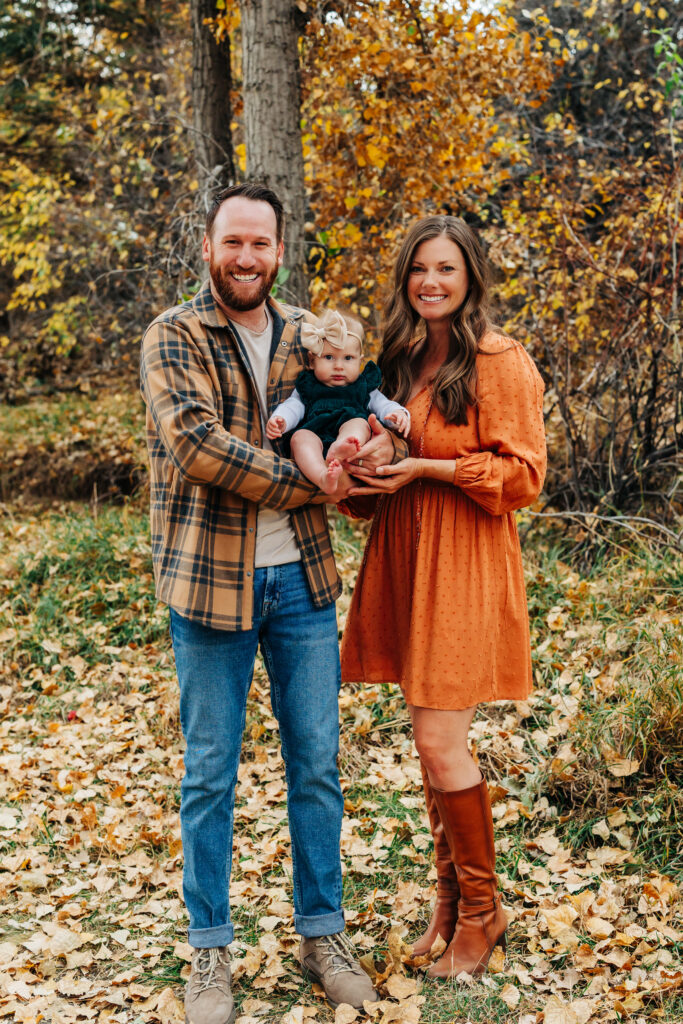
368, 390, 411, 437
266, 389, 306, 439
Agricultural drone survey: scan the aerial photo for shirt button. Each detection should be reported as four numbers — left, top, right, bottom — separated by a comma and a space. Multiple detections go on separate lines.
281, 340, 287, 347
270, 378, 275, 385
249, 527, 254, 533
254, 439, 260, 446
246, 571, 252, 577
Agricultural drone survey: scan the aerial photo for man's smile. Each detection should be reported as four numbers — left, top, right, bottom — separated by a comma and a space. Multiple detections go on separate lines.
231, 272, 259, 282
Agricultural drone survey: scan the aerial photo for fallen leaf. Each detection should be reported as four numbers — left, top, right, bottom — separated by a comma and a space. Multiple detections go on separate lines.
499, 982, 521, 1008
607, 758, 640, 777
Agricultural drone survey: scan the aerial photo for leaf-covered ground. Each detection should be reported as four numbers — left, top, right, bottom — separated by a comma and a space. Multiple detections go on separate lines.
0, 497, 681, 1024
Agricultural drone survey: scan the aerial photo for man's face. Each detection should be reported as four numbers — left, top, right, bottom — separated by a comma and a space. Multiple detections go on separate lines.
202, 197, 284, 313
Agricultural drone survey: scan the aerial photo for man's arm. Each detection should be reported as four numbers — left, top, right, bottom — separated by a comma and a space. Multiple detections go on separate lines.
141, 318, 324, 512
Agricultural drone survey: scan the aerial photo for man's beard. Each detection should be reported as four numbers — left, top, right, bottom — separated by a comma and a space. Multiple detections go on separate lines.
209, 256, 279, 312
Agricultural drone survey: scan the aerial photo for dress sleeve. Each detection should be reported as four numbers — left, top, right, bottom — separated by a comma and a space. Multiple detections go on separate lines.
454, 341, 546, 516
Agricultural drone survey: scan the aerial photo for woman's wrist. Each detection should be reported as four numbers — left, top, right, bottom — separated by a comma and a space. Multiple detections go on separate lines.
419, 458, 458, 483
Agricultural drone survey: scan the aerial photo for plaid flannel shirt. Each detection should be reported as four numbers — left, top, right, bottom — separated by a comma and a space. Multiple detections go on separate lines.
140, 281, 342, 631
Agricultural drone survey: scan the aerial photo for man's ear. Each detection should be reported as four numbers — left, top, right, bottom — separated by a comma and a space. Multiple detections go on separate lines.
277, 239, 284, 266
201, 234, 210, 263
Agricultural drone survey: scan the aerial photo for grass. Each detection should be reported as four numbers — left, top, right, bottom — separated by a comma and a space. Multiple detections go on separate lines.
0, 449, 681, 1021
0, 386, 147, 501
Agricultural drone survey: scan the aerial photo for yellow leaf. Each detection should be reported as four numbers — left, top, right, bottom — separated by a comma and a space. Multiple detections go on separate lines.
365, 143, 386, 169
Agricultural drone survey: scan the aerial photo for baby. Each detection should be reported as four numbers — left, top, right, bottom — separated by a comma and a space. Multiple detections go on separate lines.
266, 309, 410, 493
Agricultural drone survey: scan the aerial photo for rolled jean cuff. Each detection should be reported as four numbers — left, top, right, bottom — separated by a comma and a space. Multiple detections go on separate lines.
189, 923, 234, 949
295, 910, 345, 938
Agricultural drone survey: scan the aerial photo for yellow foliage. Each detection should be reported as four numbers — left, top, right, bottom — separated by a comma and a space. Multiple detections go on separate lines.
300, 0, 554, 322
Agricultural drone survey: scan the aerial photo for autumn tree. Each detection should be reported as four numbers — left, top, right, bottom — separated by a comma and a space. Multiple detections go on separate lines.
191, 0, 235, 199
237, 0, 309, 304
0, 0, 194, 393
493, 0, 682, 518
298, 0, 554, 323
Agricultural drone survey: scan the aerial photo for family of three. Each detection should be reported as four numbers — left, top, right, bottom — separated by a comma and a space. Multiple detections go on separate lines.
140, 182, 546, 1024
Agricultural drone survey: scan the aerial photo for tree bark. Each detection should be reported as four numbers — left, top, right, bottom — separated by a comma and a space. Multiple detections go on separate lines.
239, 0, 308, 305
191, 0, 235, 203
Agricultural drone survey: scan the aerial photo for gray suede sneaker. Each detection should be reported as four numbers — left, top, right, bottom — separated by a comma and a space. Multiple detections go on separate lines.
184, 946, 235, 1024
300, 932, 380, 1010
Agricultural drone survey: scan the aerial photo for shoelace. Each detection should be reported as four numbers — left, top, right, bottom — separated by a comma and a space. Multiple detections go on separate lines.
193, 947, 231, 993
316, 933, 363, 977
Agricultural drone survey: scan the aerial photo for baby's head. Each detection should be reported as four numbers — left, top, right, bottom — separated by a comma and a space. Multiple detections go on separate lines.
302, 309, 365, 388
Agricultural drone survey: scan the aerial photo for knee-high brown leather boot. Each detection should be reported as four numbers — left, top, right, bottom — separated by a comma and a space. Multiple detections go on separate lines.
428, 778, 508, 978
410, 763, 459, 958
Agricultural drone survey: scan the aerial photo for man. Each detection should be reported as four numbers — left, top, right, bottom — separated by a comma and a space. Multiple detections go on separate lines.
140, 183, 404, 1024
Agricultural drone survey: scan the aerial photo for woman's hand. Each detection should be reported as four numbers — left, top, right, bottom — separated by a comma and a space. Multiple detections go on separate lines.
348, 458, 423, 495
343, 414, 397, 479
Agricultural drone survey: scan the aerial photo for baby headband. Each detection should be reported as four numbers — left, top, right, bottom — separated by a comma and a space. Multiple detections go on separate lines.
300, 309, 363, 357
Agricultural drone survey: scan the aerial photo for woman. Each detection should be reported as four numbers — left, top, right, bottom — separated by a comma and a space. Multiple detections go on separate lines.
340, 216, 546, 979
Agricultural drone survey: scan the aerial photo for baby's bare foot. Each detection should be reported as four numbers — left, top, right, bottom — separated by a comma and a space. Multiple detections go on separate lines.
327, 436, 361, 463
319, 458, 343, 494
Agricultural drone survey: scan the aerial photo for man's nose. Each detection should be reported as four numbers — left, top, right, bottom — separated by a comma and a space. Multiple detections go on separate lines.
235, 246, 256, 267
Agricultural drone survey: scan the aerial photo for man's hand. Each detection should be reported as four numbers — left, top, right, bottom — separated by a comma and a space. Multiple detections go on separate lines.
343, 414, 398, 479
266, 415, 286, 440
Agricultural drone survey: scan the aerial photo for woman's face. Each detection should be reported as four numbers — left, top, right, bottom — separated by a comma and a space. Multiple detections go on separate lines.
405, 235, 469, 326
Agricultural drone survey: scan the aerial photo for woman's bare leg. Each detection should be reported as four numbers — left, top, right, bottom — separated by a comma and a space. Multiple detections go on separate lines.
327, 418, 372, 463
290, 429, 343, 493
409, 705, 481, 791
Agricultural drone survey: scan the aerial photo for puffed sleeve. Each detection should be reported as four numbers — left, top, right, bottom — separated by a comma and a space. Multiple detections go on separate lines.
454, 338, 546, 516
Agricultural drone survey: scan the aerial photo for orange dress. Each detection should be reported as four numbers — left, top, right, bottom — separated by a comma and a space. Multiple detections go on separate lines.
340, 334, 546, 710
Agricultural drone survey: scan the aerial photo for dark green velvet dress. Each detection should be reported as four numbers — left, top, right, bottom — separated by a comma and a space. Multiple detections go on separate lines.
295, 361, 382, 455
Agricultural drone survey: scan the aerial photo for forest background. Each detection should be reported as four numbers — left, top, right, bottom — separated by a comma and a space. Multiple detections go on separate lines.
0, 1, 681, 1023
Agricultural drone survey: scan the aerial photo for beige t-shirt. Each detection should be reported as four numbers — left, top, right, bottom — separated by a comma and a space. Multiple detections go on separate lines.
233, 311, 301, 568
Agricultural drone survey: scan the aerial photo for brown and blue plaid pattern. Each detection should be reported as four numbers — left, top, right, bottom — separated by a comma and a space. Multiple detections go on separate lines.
140, 281, 342, 631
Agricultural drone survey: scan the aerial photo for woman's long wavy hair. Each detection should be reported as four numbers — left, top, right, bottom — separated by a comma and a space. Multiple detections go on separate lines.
379, 216, 491, 425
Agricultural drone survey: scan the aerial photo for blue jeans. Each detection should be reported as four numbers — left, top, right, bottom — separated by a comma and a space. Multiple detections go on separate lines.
169, 561, 344, 948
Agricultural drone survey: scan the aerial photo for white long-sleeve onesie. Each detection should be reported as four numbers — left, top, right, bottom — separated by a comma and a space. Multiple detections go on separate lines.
270, 387, 410, 434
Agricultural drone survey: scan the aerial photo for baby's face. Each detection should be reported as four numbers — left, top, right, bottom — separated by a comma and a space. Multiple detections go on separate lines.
309, 338, 362, 387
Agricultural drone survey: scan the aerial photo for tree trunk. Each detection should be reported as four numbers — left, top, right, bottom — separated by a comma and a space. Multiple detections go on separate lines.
239, 0, 308, 305
191, 0, 235, 204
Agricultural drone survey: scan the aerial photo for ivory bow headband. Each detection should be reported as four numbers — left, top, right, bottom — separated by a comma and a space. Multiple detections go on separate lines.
300, 309, 363, 357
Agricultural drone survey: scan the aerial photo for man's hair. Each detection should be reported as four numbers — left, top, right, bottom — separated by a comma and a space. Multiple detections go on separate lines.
205, 183, 285, 242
